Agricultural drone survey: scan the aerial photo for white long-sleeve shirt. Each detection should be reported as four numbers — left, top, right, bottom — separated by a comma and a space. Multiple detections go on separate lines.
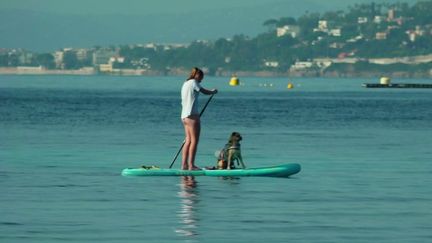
181, 79, 202, 119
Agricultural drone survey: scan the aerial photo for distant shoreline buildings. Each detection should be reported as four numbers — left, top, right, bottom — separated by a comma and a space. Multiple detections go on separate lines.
1, 2, 432, 77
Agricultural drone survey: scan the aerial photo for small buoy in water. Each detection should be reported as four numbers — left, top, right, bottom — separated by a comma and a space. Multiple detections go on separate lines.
287, 83, 294, 89
380, 77, 391, 85
229, 75, 239, 86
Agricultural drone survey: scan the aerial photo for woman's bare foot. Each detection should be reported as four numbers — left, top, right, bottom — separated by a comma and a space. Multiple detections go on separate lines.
189, 166, 201, 171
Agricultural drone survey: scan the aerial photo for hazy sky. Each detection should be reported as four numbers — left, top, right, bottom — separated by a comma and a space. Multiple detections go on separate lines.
2, 0, 283, 14
1, 0, 405, 51
1, 0, 401, 15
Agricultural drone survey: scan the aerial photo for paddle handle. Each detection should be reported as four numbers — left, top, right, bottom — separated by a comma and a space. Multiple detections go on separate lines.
169, 94, 215, 168
199, 93, 214, 116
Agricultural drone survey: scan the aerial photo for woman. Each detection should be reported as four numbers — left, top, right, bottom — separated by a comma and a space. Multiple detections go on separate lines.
181, 67, 218, 170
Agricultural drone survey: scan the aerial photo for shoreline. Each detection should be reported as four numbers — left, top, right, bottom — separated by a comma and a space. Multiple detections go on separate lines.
0, 67, 431, 78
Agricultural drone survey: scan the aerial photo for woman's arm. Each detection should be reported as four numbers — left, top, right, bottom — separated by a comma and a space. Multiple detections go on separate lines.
200, 87, 218, 95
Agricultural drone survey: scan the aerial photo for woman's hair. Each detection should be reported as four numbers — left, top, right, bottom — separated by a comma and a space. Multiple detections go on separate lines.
187, 67, 204, 80
228, 132, 242, 144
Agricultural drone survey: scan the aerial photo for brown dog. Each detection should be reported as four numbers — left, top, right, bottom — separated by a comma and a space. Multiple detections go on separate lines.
217, 132, 246, 170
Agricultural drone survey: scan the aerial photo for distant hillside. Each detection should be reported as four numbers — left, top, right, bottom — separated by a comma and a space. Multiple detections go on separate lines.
0, 0, 396, 51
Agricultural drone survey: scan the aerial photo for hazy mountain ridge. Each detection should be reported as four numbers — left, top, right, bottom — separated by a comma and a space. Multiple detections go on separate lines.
0, 0, 400, 51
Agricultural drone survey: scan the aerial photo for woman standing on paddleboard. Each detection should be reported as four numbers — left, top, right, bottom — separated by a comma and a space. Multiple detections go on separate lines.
181, 67, 218, 170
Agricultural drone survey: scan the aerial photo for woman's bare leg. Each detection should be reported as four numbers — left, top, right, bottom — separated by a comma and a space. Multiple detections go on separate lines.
187, 117, 201, 170
181, 119, 191, 170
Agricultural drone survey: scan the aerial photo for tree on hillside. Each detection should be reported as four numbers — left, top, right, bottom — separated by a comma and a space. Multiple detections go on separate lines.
5, 54, 19, 66
409, 0, 432, 25
322, 10, 345, 22
263, 19, 278, 32
63, 51, 80, 69
277, 17, 297, 27
33, 53, 55, 69
0, 54, 8, 66
297, 12, 320, 40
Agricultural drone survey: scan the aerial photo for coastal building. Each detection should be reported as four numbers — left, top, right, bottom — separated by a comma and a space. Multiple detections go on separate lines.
130, 57, 150, 69
312, 59, 332, 69
17, 66, 44, 72
358, 17, 368, 24
290, 61, 313, 71
315, 56, 360, 65
334, 57, 359, 64
144, 43, 157, 50
314, 20, 329, 33
18, 52, 33, 65
318, 20, 328, 31
276, 25, 300, 38
368, 54, 432, 65
161, 43, 188, 50
329, 42, 345, 49
387, 25, 400, 31
76, 49, 90, 61
388, 9, 395, 21
92, 49, 117, 65
374, 16, 384, 24
109, 56, 125, 64
347, 35, 364, 43
376, 32, 387, 40
99, 64, 113, 72
264, 60, 279, 68
329, 28, 342, 37
406, 30, 417, 42
54, 51, 64, 69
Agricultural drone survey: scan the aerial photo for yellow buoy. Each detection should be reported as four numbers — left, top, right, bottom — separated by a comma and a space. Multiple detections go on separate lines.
229, 75, 239, 86
380, 77, 391, 85
287, 83, 294, 89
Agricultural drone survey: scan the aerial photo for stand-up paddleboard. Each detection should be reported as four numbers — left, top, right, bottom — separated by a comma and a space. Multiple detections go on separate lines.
121, 163, 301, 177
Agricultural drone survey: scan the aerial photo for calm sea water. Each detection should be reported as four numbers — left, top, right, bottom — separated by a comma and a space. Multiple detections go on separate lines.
1, 75, 432, 242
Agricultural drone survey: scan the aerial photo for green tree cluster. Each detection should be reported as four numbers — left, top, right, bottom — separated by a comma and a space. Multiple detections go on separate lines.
1, 0, 432, 73
116, 0, 432, 73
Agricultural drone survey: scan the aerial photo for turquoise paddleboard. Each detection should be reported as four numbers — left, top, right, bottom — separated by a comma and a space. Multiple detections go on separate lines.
121, 163, 301, 177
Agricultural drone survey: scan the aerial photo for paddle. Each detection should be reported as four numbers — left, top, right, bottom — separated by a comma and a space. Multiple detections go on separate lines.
169, 94, 215, 168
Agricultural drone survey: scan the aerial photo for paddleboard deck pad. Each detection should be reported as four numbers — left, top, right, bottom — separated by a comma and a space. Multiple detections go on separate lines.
122, 163, 300, 177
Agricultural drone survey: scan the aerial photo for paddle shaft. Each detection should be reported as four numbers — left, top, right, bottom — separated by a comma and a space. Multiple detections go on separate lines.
169, 94, 214, 168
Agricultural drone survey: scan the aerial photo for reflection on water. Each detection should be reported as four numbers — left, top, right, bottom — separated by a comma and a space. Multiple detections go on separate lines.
175, 176, 199, 238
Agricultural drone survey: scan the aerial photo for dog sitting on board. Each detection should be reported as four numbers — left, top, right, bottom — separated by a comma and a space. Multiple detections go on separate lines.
217, 132, 246, 170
